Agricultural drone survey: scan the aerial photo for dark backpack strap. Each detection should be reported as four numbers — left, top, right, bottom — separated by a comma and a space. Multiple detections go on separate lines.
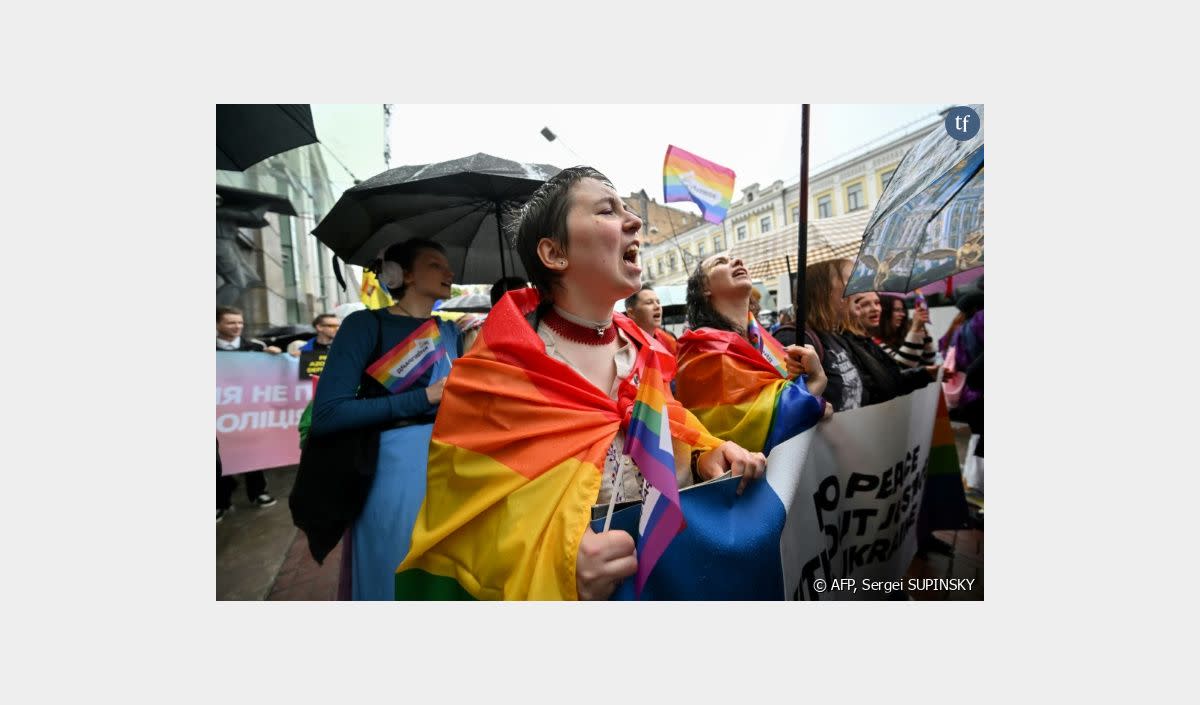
356, 309, 388, 399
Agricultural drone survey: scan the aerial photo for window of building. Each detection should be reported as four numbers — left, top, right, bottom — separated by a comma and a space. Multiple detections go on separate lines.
669, 253, 677, 271
714, 234, 724, 251
818, 195, 832, 218
736, 225, 747, 242
792, 205, 799, 223
746, 193, 754, 203
697, 241, 706, 256
846, 182, 864, 212
657, 259, 664, 276
760, 215, 772, 234
880, 168, 896, 191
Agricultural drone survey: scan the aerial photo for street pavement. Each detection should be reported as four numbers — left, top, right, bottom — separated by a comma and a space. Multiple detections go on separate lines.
217, 423, 982, 601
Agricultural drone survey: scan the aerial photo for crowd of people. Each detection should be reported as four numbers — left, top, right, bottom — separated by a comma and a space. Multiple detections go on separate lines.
220, 165, 984, 600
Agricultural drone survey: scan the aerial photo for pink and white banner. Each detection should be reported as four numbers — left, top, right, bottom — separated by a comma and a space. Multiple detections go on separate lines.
216, 351, 312, 475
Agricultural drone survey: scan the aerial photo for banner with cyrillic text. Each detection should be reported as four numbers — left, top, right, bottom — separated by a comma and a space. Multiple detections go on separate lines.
216, 351, 310, 475
591, 380, 940, 600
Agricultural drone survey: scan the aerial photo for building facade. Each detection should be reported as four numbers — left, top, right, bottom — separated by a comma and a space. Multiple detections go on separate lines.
640, 117, 939, 311
215, 105, 387, 338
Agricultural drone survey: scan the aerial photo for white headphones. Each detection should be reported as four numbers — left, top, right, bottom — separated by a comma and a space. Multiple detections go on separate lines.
378, 260, 405, 290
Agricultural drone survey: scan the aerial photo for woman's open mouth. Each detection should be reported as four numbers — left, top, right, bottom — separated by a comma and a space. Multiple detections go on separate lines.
622, 243, 642, 272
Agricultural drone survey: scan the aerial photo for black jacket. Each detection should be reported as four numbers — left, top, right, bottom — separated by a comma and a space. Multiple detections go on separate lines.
217, 337, 266, 352
841, 333, 930, 406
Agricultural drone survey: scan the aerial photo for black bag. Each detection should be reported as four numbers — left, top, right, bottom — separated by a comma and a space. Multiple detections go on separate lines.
289, 310, 390, 564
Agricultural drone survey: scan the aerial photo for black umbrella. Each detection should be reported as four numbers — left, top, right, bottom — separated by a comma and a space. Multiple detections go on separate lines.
845, 104, 984, 295
217, 104, 319, 171
310, 153, 561, 284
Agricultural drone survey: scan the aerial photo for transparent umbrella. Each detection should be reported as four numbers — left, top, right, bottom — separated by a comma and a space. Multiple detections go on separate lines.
846, 104, 984, 295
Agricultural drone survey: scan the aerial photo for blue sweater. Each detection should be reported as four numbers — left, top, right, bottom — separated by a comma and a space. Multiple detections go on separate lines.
310, 309, 462, 436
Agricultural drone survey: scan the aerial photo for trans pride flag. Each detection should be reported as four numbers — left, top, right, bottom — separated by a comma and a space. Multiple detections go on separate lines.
394, 288, 723, 600
663, 145, 736, 224
675, 317, 825, 455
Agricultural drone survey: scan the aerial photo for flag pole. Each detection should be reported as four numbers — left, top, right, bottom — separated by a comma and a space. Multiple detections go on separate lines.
796, 104, 811, 340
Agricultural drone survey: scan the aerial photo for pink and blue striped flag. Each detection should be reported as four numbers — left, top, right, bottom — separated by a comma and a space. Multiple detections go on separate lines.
663, 145, 736, 224
622, 354, 686, 595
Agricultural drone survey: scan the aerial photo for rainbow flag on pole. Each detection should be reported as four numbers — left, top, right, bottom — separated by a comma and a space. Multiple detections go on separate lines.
365, 319, 445, 393
663, 145, 736, 224
622, 355, 685, 595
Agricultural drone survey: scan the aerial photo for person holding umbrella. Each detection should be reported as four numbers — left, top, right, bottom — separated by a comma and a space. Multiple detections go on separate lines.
394, 167, 767, 600
307, 238, 465, 600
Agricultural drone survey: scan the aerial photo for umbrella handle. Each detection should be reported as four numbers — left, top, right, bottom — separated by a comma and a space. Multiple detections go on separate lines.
332, 254, 347, 292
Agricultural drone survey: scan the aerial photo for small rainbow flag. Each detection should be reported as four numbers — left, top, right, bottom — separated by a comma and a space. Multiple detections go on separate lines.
622, 356, 685, 596
747, 314, 788, 378
663, 145, 736, 224
365, 319, 445, 393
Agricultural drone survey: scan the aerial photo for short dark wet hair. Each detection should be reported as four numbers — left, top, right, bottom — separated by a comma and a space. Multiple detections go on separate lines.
381, 237, 446, 299
511, 166, 614, 300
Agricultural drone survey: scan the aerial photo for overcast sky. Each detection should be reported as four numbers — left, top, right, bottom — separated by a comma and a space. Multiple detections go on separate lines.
387, 104, 949, 216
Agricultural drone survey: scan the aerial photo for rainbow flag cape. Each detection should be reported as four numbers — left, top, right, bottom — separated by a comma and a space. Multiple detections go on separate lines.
395, 288, 722, 600
663, 145, 736, 224
365, 319, 446, 394
360, 269, 393, 309
675, 320, 824, 455
653, 328, 678, 357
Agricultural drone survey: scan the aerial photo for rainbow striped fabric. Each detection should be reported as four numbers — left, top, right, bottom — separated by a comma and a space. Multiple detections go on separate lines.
663, 145, 736, 224
365, 318, 445, 393
920, 384, 970, 530
746, 315, 788, 377
394, 288, 723, 600
676, 320, 824, 455
622, 354, 684, 595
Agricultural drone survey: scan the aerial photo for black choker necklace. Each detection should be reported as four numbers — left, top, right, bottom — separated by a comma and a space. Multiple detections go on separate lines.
544, 307, 616, 345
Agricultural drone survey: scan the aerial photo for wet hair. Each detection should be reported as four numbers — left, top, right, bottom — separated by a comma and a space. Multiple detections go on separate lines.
804, 259, 854, 334
624, 284, 655, 312
217, 306, 243, 322
490, 276, 528, 306
511, 166, 614, 301
685, 263, 743, 335
312, 313, 337, 328
382, 238, 446, 299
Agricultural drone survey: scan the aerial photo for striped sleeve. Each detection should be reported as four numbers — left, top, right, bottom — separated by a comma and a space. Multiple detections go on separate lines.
889, 329, 937, 367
